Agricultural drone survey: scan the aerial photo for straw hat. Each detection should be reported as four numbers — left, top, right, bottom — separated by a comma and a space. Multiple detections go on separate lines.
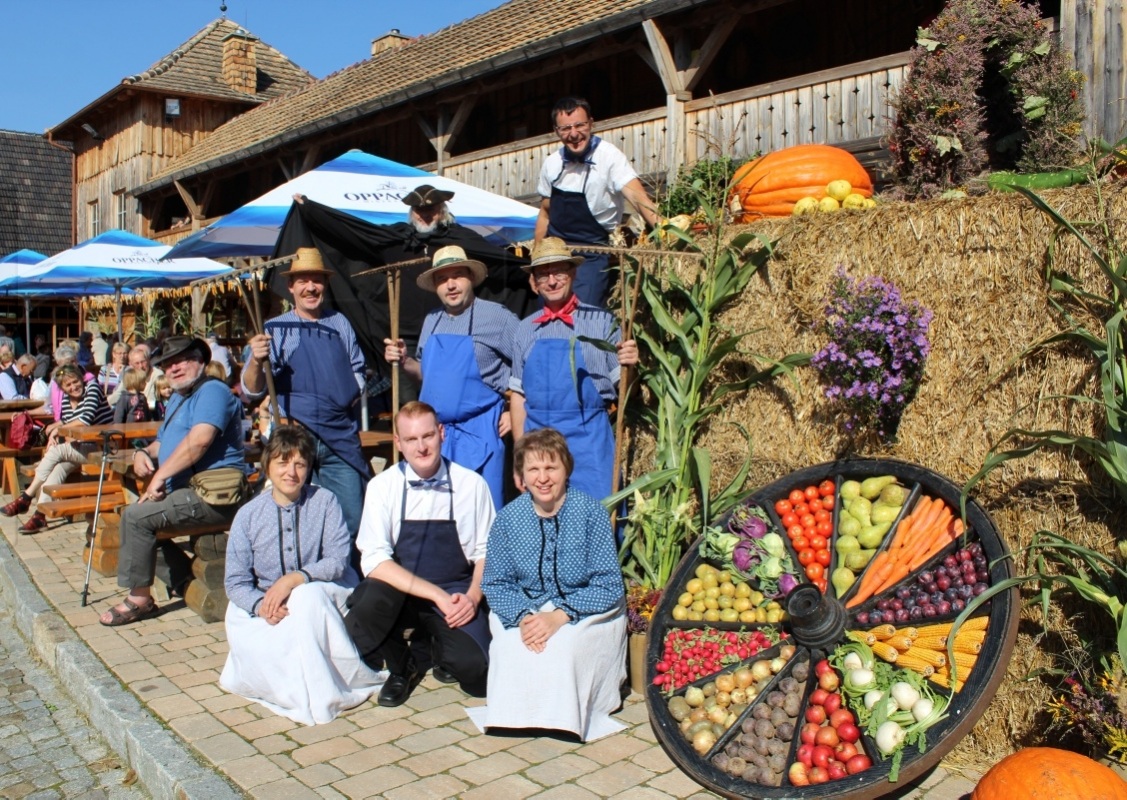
280, 247, 333, 279
401, 184, 454, 208
523, 236, 585, 272
416, 246, 487, 291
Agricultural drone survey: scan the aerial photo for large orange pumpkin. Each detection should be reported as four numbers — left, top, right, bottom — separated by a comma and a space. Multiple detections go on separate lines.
971, 747, 1127, 800
731, 144, 873, 219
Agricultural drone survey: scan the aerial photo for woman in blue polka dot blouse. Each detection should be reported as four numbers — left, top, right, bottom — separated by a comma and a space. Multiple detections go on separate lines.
480, 428, 626, 740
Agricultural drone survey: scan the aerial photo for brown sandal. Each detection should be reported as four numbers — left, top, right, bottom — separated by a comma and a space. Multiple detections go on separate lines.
99, 597, 159, 627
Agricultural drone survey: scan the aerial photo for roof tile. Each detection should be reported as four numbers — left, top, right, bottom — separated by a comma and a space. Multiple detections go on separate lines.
0, 131, 72, 255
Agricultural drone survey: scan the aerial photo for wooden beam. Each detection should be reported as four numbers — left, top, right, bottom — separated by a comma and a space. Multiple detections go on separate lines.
172, 180, 200, 221
414, 112, 437, 142
277, 157, 295, 182
642, 19, 688, 99
683, 14, 740, 92
442, 93, 477, 154
299, 143, 322, 174
198, 181, 216, 220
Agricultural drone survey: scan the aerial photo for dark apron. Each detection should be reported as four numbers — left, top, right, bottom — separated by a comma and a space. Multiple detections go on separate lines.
547, 139, 612, 307
418, 305, 506, 510
275, 319, 368, 478
522, 337, 614, 499
2, 365, 29, 398
393, 461, 490, 654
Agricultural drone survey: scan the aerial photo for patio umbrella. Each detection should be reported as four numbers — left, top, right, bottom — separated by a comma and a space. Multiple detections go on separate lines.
0, 230, 230, 337
0, 249, 49, 348
163, 149, 539, 259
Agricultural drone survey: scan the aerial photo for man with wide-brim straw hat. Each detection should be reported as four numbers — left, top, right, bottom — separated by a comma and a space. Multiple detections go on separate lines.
508, 236, 638, 500
242, 244, 371, 542
384, 245, 519, 511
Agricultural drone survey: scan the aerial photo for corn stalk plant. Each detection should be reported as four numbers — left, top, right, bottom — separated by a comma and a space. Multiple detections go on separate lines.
597, 185, 810, 593
963, 140, 1127, 506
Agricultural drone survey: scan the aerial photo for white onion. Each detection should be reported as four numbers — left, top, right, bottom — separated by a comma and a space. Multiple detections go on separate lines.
863, 689, 885, 710
911, 697, 935, 722
875, 720, 906, 755
843, 652, 864, 671
890, 681, 921, 711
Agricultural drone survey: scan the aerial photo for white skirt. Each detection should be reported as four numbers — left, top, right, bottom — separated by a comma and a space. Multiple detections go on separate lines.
481, 601, 627, 741
220, 581, 386, 726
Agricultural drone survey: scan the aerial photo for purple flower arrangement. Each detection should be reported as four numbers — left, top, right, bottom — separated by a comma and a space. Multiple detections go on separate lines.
812, 268, 933, 441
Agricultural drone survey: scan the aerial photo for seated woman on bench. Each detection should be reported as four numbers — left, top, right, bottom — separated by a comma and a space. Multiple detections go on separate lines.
220, 425, 387, 725
1, 364, 112, 533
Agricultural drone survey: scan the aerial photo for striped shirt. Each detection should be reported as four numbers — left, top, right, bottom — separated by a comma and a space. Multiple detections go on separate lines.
509, 302, 622, 401
241, 309, 366, 400
417, 298, 519, 395
61, 380, 113, 426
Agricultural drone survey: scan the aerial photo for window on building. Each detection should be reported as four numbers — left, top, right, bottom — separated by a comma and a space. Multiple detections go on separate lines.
88, 200, 100, 237
115, 192, 129, 232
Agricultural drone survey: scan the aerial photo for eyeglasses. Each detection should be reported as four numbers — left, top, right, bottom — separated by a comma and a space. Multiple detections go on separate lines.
532, 265, 573, 284
554, 121, 591, 135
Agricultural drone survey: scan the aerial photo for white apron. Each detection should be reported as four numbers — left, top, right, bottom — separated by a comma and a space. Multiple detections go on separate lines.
471, 600, 627, 741
220, 580, 387, 725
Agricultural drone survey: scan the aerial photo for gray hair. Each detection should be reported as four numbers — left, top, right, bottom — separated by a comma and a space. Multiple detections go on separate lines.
16, 354, 36, 369
53, 344, 77, 365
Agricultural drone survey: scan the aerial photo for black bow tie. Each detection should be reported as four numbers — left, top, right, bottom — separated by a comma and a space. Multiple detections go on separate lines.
409, 477, 450, 490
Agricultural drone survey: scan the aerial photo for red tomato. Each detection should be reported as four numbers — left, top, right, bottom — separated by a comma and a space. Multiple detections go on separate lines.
815, 577, 829, 592
820, 495, 835, 510
815, 549, 832, 567
787, 524, 805, 539
815, 726, 840, 748
800, 514, 817, 530
798, 549, 816, 567
781, 512, 798, 528
808, 535, 827, 551
819, 480, 836, 496
791, 501, 809, 517
814, 508, 832, 523
788, 489, 805, 504
791, 535, 810, 550
805, 562, 824, 580
775, 499, 793, 516
804, 486, 820, 501
816, 520, 833, 537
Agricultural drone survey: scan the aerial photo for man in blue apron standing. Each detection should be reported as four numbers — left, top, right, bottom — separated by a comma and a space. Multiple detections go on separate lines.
345, 401, 494, 707
509, 238, 638, 500
242, 248, 370, 539
383, 246, 519, 510
536, 96, 661, 307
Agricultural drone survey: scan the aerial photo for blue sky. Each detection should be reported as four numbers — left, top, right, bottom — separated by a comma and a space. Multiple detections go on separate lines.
0, 0, 500, 133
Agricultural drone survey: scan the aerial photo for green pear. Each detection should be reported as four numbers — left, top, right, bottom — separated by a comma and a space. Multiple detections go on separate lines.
845, 497, 873, 527
860, 475, 897, 500
831, 567, 855, 597
845, 549, 878, 571
858, 521, 891, 549
837, 514, 862, 538
835, 534, 861, 554
870, 503, 902, 524
840, 480, 862, 500
878, 484, 907, 506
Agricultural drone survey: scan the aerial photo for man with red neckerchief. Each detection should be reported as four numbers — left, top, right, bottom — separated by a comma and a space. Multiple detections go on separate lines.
508, 237, 638, 500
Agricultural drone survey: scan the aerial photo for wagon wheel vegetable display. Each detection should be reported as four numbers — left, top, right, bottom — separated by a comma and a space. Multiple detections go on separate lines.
646, 459, 1019, 799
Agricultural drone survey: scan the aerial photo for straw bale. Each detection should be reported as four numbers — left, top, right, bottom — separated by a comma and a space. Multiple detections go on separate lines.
623, 181, 1127, 768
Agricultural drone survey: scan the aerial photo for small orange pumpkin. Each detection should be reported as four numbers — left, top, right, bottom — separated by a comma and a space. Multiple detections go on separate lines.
731, 144, 873, 219
971, 747, 1127, 800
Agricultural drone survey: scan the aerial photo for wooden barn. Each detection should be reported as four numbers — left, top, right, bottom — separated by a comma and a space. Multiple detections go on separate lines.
46, 18, 312, 244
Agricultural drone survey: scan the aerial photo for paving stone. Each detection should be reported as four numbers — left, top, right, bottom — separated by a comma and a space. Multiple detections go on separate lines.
576, 761, 656, 795
287, 718, 359, 746
382, 773, 468, 800
223, 753, 289, 789
248, 777, 322, 799
527, 785, 601, 800
191, 731, 258, 764
609, 788, 676, 800
326, 743, 407, 777
399, 743, 476, 776
459, 730, 532, 756
331, 765, 416, 798
524, 753, 601, 785
252, 735, 294, 756
392, 726, 466, 754
291, 763, 347, 789
458, 774, 543, 800
508, 737, 583, 764
449, 750, 530, 785
290, 736, 362, 767
349, 718, 422, 748
647, 767, 712, 798
631, 744, 678, 774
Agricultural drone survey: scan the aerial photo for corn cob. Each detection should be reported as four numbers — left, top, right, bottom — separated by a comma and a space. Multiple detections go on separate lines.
953, 638, 982, 655
886, 634, 915, 652
912, 635, 949, 651
848, 630, 876, 646
951, 651, 978, 672
904, 646, 946, 667
871, 641, 900, 663
869, 624, 897, 640
895, 652, 936, 677
929, 672, 964, 692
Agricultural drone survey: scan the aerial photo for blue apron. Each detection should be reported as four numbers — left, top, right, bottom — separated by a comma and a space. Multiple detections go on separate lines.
274, 319, 368, 478
522, 337, 614, 499
547, 138, 612, 307
393, 461, 490, 656
419, 304, 506, 510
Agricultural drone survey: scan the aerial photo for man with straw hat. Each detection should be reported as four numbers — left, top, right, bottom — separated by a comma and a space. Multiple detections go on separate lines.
242, 247, 370, 539
383, 245, 519, 509
509, 237, 638, 499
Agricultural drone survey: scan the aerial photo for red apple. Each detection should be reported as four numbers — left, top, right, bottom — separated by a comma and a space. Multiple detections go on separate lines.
814, 659, 833, 677
815, 726, 840, 748
835, 742, 858, 762
789, 762, 810, 786
797, 743, 814, 767
808, 766, 830, 785
828, 760, 848, 780
822, 692, 842, 715
818, 670, 841, 692
805, 705, 827, 725
810, 688, 828, 707
801, 722, 820, 745
811, 744, 834, 769
829, 708, 854, 729
846, 754, 873, 775
836, 722, 861, 744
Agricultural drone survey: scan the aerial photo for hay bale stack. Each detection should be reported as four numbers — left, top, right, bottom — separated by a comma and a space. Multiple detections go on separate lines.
625, 182, 1127, 768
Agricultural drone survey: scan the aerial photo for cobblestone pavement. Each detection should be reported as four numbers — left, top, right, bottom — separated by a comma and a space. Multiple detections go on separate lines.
0, 511, 981, 799
0, 601, 148, 800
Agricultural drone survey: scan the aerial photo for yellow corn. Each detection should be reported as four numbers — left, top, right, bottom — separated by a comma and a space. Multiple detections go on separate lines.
901, 627, 920, 640
954, 630, 986, 646
912, 635, 949, 651
929, 672, 964, 692
895, 653, 936, 677
953, 639, 982, 655
869, 624, 898, 640
951, 651, 978, 673
959, 616, 989, 632
886, 634, 915, 652
848, 630, 876, 646
904, 646, 946, 667
871, 641, 900, 663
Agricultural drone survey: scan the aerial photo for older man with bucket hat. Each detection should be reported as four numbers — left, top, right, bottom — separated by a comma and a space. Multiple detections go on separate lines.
99, 335, 247, 626
383, 245, 519, 508
243, 247, 370, 539
509, 237, 638, 499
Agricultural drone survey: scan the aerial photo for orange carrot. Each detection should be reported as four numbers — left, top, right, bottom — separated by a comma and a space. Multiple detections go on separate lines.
873, 561, 911, 595
847, 551, 893, 608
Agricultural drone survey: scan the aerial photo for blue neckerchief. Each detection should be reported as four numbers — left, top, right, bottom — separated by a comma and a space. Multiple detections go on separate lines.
560, 135, 601, 164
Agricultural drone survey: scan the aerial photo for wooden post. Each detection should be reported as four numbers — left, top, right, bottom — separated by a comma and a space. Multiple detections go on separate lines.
388, 269, 400, 463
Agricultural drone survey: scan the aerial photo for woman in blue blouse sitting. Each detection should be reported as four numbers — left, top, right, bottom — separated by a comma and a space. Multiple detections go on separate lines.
220, 425, 385, 725
480, 428, 626, 741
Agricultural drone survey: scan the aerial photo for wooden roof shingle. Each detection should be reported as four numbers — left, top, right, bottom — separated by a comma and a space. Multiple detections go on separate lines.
0, 130, 72, 256
51, 18, 313, 135
140, 0, 702, 192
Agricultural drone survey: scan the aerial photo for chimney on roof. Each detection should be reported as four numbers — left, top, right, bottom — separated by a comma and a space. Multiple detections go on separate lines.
222, 28, 259, 95
371, 29, 409, 57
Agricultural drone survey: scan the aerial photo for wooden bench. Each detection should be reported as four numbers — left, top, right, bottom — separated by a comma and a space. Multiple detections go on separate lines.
43, 481, 123, 500
1, 445, 46, 496
39, 494, 126, 520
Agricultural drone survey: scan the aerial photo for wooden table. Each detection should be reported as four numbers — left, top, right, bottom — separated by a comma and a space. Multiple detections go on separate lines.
0, 408, 54, 497
58, 421, 160, 443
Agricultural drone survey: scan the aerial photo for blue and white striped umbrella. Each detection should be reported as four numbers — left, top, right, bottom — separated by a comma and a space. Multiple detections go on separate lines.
164, 149, 539, 259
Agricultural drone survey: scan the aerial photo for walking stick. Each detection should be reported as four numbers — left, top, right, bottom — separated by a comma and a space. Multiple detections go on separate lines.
81, 429, 123, 607
388, 268, 401, 463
